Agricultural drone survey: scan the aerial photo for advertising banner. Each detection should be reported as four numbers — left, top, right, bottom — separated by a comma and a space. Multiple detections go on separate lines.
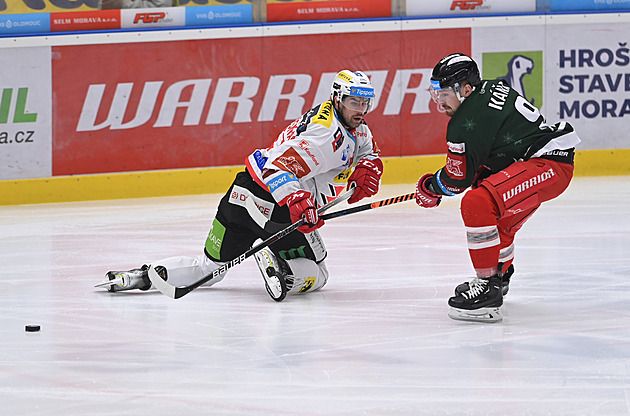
0, 0, 247, 14
50, 10, 121, 32
120, 6, 185, 28
1, 5, 249, 35
471, 25, 546, 112
547, 0, 630, 11
473, 22, 630, 150
179, 0, 252, 6
266, 0, 390, 22
0, 47, 52, 181
0, 0, 96, 14
407, 0, 535, 16
51, 28, 470, 175
185, 4, 252, 26
545, 23, 630, 149
0, 13, 49, 34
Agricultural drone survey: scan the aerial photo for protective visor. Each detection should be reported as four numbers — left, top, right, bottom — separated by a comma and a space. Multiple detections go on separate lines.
428, 80, 457, 104
340, 86, 375, 113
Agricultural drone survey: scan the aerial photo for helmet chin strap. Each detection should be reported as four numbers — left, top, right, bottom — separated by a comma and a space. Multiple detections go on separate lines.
451, 83, 466, 103
454, 83, 475, 103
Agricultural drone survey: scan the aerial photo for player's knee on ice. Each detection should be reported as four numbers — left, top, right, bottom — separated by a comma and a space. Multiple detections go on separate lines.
285, 257, 329, 294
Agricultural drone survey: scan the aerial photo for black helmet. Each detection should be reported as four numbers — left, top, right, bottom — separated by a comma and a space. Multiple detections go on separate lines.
431, 53, 481, 91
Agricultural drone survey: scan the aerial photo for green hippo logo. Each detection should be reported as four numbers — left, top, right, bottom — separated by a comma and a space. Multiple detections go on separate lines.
482, 51, 543, 107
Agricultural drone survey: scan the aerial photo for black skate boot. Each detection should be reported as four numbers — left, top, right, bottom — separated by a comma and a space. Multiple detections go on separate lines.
254, 247, 289, 302
95, 264, 167, 292
448, 273, 503, 323
454, 264, 514, 297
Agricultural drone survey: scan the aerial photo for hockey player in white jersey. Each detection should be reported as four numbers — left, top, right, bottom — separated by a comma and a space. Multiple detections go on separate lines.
97, 70, 383, 301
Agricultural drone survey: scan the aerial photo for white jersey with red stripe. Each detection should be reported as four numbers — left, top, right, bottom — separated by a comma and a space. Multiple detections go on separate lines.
246, 100, 380, 208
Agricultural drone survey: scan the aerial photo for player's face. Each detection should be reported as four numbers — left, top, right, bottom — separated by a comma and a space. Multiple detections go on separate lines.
430, 86, 461, 117
337, 96, 370, 129
429, 84, 474, 117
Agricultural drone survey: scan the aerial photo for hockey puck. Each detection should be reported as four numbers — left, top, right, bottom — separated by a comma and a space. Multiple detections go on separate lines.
25, 325, 41, 332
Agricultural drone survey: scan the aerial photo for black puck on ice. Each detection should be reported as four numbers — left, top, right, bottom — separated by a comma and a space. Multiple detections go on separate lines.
25, 325, 41, 332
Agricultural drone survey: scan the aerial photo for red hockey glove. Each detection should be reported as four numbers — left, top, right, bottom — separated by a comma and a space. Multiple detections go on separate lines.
347, 158, 383, 204
415, 174, 442, 208
286, 191, 324, 233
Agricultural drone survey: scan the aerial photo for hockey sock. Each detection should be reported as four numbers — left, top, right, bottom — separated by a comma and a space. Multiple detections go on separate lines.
461, 188, 502, 277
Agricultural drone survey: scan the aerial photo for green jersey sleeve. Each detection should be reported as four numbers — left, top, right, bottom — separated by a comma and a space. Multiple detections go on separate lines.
432, 79, 571, 196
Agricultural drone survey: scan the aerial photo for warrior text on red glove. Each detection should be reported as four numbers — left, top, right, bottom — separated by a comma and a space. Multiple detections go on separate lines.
415, 173, 442, 208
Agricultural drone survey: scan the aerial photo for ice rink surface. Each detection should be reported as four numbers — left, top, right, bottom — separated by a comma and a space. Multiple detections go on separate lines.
2, 176, 630, 416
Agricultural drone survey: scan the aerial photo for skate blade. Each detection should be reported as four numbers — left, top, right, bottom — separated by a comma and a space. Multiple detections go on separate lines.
94, 275, 123, 288
254, 251, 287, 302
263, 269, 287, 302
448, 307, 502, 323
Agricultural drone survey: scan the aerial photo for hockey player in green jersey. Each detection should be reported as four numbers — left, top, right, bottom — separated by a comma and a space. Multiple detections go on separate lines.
415, 53, 581, 323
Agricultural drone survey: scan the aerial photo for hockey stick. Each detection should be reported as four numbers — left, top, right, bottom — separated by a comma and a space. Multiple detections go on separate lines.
247, 188, 416, 232
320, 192, 416, 221
148, 186, 356, 299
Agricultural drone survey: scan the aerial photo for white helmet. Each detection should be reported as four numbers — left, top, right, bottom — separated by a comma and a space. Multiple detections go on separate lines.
330, 70, 375, 114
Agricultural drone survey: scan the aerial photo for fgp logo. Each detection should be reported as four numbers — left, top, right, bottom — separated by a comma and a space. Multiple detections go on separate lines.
451, 0, 483, 10
134, 13, 166, 24
482, 51, 543, 107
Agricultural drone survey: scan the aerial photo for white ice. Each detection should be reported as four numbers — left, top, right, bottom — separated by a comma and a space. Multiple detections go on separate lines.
1, 177, 630, 416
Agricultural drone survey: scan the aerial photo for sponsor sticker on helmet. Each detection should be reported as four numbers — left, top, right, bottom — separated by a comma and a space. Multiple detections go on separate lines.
350, 86, 375, 98
337, 72, 353, 83
431, 79, 442, 90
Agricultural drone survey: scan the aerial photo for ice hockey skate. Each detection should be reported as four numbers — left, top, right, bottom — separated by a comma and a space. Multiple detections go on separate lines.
448, 275, 503, 323
254, 247, 288, 302
454, 264, 514, 297
95, 264, 167, 292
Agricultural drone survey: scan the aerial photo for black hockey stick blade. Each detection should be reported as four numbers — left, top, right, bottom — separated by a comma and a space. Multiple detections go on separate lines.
148, 185, 355, 299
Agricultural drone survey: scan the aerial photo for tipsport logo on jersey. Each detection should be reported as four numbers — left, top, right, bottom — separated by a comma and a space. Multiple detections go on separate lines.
481, 51, 543, 108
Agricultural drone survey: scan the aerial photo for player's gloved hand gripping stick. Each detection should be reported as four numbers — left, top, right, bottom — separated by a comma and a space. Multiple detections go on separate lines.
148, 185, 356, 299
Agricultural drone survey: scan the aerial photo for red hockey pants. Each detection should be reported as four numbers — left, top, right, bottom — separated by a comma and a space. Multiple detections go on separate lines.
460, 158, 574, 277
